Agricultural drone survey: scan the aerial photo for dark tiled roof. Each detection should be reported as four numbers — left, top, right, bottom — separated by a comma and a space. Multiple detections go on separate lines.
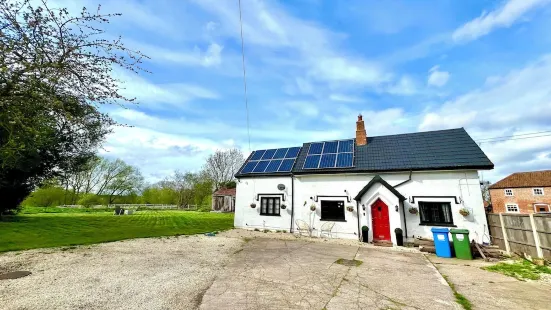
354, 175, 406, 201
213, 188, 236, 196
293, 128, 493, 174
489, 170, 551, 189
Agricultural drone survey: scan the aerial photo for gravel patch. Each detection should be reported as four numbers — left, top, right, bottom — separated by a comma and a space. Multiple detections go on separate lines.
219, 228, 421, 253
0, 235, 242, 310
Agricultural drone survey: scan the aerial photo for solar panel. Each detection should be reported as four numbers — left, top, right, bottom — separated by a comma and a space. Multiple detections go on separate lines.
304, 155, 321, 169
261, 149, 277, 160
322, 141, 338, 154
285, 147, 301, 158
239, 146, 302, 174
278, 159, 295, 172
265, 159, 282, 172
303, 139, 354, 169
336, 153, 353, 167
241, 161, 258, 173
319, 153, 337, 168
338, 140, 353, 153
273, 148, 288, 159
308, 143, 323, 155
252, 160, 270, 172
250, 150, 265, 160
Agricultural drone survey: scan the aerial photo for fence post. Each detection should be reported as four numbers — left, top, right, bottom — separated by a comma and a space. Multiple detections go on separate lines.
529, 214, 544, 259
499, 213, 511, 255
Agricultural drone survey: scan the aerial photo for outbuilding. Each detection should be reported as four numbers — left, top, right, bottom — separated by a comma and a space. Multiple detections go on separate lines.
212, 188, 236, 212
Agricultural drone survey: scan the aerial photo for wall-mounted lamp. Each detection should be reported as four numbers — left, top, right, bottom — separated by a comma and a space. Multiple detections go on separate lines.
395, 205, 399, 212
362, 204, 366, 211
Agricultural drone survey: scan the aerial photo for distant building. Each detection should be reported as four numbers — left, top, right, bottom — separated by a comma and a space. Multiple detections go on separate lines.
212, 188, 236, 212
489, 170, 551, 213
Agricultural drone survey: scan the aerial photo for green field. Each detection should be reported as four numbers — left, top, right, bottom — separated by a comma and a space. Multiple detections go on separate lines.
0, 208, 234, 252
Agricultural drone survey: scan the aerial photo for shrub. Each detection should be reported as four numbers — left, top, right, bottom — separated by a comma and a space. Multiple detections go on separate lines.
21, 186, 66, 208
78, 194, 104, 208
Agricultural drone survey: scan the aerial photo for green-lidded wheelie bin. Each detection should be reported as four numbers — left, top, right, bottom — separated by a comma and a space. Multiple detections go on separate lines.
450, 229, 472, 260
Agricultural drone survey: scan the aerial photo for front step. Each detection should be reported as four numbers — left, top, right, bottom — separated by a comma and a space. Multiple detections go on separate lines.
373, 240, 393, 247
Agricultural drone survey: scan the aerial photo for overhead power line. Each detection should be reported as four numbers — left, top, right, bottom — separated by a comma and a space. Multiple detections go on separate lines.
475, 130, 551, 141
238, 0, 251, 153
476, 133, 551, 144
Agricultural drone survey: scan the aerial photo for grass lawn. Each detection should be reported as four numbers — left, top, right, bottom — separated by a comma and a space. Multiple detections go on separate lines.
0, 208, 234, 252
483, 259, 551, 281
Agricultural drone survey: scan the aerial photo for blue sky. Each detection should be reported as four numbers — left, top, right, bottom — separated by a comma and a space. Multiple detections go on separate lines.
55, 0, 551, 183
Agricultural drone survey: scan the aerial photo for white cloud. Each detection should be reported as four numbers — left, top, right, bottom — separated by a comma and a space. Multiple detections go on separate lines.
282, 101, 319, 117
115, 71, 218, 109
329, 94, 363, 103
101, 126, 218, 181
386, 76, 418, 96
129, 41, 224, 67
452, 0, 551, 42
419, 55, 551, 182
308, 56, 389, 86
427, 65, 450, 87
192, 0, 393, 89
419, 55, 551, 131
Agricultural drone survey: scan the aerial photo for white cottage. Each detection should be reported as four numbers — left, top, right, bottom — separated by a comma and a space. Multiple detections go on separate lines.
234, 115, 494, 245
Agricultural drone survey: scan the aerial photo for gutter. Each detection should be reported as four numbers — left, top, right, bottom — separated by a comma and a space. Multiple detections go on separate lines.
356, 200, 361, 242
290, 175, 295, 233
401, 200, 408, 239
394, 170, 412, 239
394, 169, 412, 188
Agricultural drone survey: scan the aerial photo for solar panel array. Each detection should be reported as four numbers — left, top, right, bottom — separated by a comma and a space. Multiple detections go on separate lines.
240, 147, 301, 174
303, 139, 354, 169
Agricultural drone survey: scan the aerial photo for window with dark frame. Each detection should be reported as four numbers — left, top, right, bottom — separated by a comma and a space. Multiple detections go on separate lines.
260, 197, 280, 216
419, 202, 453, 226
320, 200, 345, 221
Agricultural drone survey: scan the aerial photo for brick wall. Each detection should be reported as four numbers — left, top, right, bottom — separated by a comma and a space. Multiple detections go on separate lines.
489, 187, 551, 213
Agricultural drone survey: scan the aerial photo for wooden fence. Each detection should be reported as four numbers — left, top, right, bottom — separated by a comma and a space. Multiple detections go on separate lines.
59, 204, 202, 210
487, 213, 551, 260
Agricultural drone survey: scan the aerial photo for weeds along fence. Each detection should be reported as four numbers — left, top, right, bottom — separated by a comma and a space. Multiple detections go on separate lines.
487, 213, 551, 260
58, 204, 205, 211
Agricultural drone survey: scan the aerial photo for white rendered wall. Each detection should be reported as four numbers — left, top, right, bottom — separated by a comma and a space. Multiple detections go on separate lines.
237, 170, 488, 244
234, 176, 293, 231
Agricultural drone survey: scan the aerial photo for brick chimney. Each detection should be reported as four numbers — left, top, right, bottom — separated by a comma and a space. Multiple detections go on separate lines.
356, 114, 367, 146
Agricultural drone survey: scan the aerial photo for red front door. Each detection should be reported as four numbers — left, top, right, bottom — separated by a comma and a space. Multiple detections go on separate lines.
371, 199, 391, 241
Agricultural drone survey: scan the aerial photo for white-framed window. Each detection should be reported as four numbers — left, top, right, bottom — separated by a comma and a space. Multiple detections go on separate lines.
506, 204, 519, 213
504, 189, 514, 196
533, 188, 544, 196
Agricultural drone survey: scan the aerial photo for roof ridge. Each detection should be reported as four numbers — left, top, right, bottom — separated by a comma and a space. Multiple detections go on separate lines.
302, 128, 465, 144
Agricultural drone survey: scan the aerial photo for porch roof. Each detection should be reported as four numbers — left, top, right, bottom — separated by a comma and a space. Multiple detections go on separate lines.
354, 175, 406, 202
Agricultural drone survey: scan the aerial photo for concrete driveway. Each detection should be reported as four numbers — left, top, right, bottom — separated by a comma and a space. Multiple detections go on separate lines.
201, 238, 460, 310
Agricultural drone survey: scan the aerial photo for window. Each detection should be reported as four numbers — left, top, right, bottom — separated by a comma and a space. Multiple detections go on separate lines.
534, 204, 549, 213
504, 189, 513, 196
419, 202, 454, 226
506, 204, 519, 213
320, 200, 345, 221
533, 188, 544, 196
260, 197, 280, 216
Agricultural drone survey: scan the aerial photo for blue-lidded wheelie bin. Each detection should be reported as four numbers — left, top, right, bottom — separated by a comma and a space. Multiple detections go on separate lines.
431, 227, 452, 258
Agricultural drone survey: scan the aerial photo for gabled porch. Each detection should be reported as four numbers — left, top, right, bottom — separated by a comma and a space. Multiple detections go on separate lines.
354, 175, 407, 245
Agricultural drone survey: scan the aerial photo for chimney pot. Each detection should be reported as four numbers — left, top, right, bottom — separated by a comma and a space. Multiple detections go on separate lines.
356, 114, 367, 146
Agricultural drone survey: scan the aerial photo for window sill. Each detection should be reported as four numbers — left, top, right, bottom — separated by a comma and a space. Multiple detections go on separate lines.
260, 214, 281, 217
419, 223, 456, 227
320, 219, 346, 222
